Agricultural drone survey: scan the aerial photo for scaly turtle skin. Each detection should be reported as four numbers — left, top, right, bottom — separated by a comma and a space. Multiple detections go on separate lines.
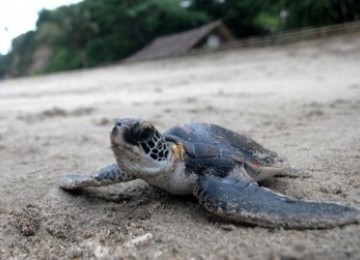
60, 118, 359, 229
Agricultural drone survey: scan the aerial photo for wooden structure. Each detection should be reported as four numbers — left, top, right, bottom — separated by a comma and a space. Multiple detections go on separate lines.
127, 20, 235, 62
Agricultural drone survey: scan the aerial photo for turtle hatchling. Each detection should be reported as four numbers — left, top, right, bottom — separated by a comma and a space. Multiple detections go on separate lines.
60, 118, 359, 229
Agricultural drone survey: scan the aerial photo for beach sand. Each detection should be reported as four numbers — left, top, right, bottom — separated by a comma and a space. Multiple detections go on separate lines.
0, 33, 360, 259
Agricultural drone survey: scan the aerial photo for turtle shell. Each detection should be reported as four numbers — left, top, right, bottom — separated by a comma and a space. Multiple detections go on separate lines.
164, 123, 282, 166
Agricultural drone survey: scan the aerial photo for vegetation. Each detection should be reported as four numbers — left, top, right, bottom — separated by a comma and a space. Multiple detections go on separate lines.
1, 0, 359, 78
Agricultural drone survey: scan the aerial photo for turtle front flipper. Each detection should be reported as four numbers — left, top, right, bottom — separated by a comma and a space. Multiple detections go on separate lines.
194, 175, 359, 229
60, 164, 135, 190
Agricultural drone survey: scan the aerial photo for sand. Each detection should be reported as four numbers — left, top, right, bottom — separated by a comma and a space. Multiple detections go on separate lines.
0, 33, 360, 259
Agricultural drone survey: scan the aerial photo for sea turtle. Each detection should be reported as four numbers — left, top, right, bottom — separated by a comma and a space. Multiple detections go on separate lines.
60, 118, 359, 229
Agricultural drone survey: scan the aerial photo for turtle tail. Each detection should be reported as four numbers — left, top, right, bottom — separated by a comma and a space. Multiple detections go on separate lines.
194, 176, 359, 229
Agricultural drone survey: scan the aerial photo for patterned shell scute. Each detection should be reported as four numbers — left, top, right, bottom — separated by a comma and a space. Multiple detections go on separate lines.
164, 123, 282, 166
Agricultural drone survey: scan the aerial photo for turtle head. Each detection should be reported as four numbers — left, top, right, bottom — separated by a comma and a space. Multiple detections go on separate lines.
110, 118, 171, 176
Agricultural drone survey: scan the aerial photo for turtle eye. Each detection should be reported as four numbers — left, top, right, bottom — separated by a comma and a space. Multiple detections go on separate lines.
130, 122, 155, 142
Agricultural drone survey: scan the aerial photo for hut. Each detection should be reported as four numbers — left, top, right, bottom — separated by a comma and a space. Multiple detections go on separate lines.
126, 20, 235, 62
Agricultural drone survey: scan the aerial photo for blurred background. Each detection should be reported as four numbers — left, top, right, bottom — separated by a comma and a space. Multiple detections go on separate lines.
0, 0, 359, 78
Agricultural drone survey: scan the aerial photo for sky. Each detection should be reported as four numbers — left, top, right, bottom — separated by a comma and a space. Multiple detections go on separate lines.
0, 0, 83, 55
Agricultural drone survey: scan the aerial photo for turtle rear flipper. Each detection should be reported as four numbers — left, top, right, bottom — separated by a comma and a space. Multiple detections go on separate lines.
194, 176, 359, 229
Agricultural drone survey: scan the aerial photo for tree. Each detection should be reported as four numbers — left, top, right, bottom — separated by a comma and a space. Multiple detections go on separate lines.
83, 0, 208, 63
0, 53, 12, 79
188, 0, 283, 36
36, 4, 99, 68
281, 0, 360, 29
9, 31, 36, 76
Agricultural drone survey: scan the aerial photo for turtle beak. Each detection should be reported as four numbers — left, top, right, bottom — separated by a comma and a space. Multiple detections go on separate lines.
110, 119, 128, 144
110, 122, 121, 144
110, 118, 142, 146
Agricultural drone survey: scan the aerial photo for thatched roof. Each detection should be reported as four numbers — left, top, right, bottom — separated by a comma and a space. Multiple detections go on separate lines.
126, 20, 234, 62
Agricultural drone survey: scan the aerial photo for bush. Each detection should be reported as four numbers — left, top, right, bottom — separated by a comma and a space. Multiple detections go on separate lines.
46, 47, 81, 73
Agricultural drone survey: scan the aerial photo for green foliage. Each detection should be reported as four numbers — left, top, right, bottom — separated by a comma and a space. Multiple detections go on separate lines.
36, 4, 99, 68
253, 12, 282, 32
82, 0, 207, 63
35, 22, 64, 45
46, 47, 81, 72
282, 0, 360, 29
9, 31, 37, 77
126, 0, 208, 38
188, 0, 360, 35
0, 0, 359, 77
0, 53, 12, 79
191, 0, 289, 36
